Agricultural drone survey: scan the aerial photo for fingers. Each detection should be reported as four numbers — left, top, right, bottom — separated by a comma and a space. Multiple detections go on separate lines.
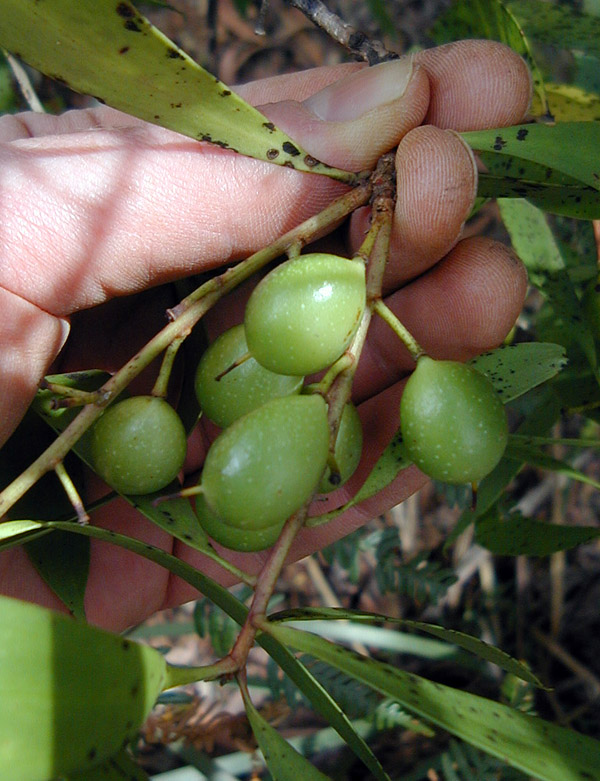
349, 40, 532, 285
354, 236, 528, 400
415, 40, 533, 130
391, 126, 477, 286
257, 57, 430, 170
349, 126, 478, 288
0, 288, 69, 446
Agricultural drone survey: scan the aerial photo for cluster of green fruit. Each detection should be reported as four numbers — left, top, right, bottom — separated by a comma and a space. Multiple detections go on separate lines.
89, 253, 366, 552
88, 251, 509, 554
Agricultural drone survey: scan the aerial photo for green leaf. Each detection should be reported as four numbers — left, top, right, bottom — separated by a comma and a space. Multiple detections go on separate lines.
0, 595, 166, 780
0, 0, 353, 180
25, 531, 89, 621
429, 0, 549, 116
265, 623, 600, 781
306, 429, 412, 527
506, 0, 600, 58
0, 519, 48, 549
37, 520, 387, 781
269, 607, 543, 688
498, 198, 597, 371
504, 439, 600, 491
476, 175, 600, 219
463, 123, 600, 192
241, 684, 331, 781
67, 749, 150, 779
476, 510, 600, 556
532, 83, 600, 122
462, 122, 600, 217
130, 488, 212, 553
468, 343, 567, 404
259, 638, 390, 781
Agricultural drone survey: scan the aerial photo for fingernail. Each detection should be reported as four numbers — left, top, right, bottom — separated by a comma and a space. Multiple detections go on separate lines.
58, 317, 71, 352
304, 56, 415, 122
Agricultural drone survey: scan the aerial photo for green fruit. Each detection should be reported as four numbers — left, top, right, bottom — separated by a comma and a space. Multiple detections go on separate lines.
201, 394, 329, 529
195, 495, 283, 552
244, 253, 366, 375
195, 324, 303, 428
90, 396, 187, 494
0, 595, 165, 780
319, 402, 363, 493
400, 356, 508, 484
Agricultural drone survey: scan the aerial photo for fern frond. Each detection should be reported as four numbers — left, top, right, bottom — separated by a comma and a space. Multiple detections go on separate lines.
369, 528, 457, 601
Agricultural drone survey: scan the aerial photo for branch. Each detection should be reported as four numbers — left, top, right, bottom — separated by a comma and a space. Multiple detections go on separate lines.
286, 0, 398, 64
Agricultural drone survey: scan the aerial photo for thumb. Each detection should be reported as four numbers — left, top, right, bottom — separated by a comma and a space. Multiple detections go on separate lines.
257, 57, 430, 171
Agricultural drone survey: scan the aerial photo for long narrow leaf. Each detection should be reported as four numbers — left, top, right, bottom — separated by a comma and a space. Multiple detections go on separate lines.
265, 624, 600, 781
241, 685, 331, 781
269, 607, 543, 687
462, 123, 600, 192
38, 521, 388, 780
0, 0, 353, 180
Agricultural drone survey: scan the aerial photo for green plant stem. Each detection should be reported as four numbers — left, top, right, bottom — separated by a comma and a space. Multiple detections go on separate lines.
372, 300, 424, 362
0, 182, 371, 520
164, 657, 238, 687
54, 461, 89, 525
38, 380, 103, 409
221, 163, 399, 672
169, 181, 372, 318
152, 336, 185, 398
365, 152, 395, 301
227, 507, 309, 667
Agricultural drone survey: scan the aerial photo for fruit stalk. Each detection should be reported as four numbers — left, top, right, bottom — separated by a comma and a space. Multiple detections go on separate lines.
216, 161, 398, 671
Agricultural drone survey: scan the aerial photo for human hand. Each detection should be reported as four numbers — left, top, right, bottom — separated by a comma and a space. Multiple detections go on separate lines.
0, 40, 530, 631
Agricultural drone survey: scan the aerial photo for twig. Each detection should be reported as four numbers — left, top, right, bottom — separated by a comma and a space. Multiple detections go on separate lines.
286, 0, 397, 64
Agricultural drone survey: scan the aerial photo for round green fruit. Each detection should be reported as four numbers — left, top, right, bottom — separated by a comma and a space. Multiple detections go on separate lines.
244, 253, 366, 375
400, 356, 508, 484
319, 402, 363, 493
196, 495, 283, 552
195, 324, 303, 428
90, 396, 187, 494
201, 394, 329, 529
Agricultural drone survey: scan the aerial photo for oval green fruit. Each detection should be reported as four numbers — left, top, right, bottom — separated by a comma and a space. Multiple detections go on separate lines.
0, 595, 165, 780
244, 253, 366, 375
201, 394, 329, 529
195, 324, 303, 428
196, 495, 283, 552
400, 356, 508, 484
319, 402, 363, 493
90, 396, 187, 494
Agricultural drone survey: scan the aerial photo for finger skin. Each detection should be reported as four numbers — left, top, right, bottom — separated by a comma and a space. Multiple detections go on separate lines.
415, 40, 533, 130
0, 288, 68, 445
390, 126, 478, 285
